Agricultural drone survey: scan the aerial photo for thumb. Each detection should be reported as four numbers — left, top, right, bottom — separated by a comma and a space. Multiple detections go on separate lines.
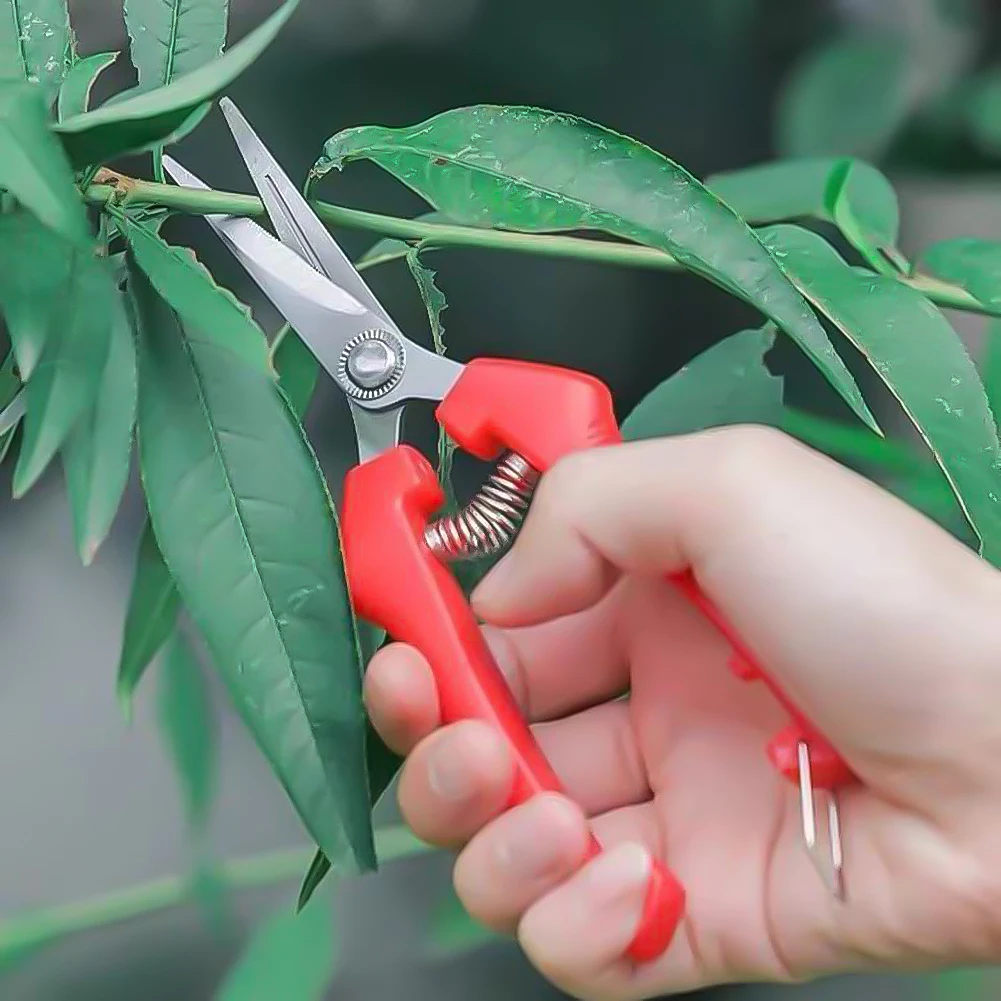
471, 433, 717, 626
470, 428, 1001, 782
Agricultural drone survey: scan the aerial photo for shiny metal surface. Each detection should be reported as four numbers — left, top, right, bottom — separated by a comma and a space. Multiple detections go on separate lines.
338, 329, 406, 401
425, 452, 539, 561
218, 97, 397, 331
160, 152, 462, 440
797, 741, 846, 902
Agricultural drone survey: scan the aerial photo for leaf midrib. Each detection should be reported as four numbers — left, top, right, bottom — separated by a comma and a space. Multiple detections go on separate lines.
9, 0, 28, 79
345, 137, 812, 306
162, 0, 182, 87
341, 139, 628, 231
787, 264, 994, 546
177, 332, 332, 796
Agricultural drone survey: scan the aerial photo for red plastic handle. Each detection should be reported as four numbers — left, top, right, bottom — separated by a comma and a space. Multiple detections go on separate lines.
342, 358, 854, 963
669, 569, 856, 790
342, 359, 683, 963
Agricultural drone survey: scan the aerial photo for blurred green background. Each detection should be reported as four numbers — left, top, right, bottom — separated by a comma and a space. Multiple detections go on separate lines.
3, 0, 1001, 998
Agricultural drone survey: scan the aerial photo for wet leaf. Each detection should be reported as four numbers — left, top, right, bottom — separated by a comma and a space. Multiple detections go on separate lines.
622, 325, 784, 440
0, 81, 89, 244
54, 0, 298, 168
118, 213, 269, 370
56, 51, 118, 122
125, 0, 229, 93
131, 262, 375, 872
117, 518, 181, 716
761, 224, 1001, 563
62, 285, 137, 563
0, 0, 72, 106
776, 34, 912, 160
215, 897, 336, 1001
315, 105, 876, 431
706, 157, 900, 249
124, 0, 229, 175
916, 238, 1001, 310
158, 630, 217, 833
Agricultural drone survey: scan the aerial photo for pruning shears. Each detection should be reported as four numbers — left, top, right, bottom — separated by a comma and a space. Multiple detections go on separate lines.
162, 98, 855, 963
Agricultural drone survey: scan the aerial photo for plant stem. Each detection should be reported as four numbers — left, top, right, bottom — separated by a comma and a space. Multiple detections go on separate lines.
0, 826, 428, 963
84, 179, 999, 319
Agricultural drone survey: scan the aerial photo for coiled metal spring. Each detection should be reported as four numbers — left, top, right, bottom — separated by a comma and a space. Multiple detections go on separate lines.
424, 452, 539, 562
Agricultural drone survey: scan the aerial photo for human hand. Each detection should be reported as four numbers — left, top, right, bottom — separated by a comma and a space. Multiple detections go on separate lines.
365, 426, 1001, 999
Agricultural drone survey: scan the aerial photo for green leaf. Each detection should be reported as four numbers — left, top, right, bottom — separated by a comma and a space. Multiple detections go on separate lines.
0, 0, 72, 107
622, 326, 784, 441
0, 213, 66, 377
54, 0, 299, 168
8, 232, 118, 496
118, 213, 269, 370
776, 34, 913, 160
62, 285, 137, 563
430, 889, 498, 956
314, 105, 877, 432
405, 247, 453, 487
983, 321, 1001, 424
823, 159, 907, 274
130, 262, 375, 872
296, 823, 431, 912
406, 248, 447, 356
355, 211, 452, 270
916, 238, 1001, 310
125, 0, 229, 93
57, 51, 118, 122
214, 897, 336, 1001
0, 81, 89, 244
780, 407, 930, 478
157, 629, 217, 833
706, 157, 900, 249
295, 851, 330, 913
0, 349, 22, 463
117, 518, 181, 716
761, 224, 1001, 563
270, 324, 318, 420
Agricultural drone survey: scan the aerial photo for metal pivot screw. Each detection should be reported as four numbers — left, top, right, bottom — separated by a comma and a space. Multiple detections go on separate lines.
337, 330, 406, 402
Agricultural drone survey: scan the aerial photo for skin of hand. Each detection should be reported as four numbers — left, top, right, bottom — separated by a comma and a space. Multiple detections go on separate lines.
364, 425, 1001, 1000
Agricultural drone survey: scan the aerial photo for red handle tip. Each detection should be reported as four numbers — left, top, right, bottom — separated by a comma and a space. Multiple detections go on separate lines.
624, 860, 686, 963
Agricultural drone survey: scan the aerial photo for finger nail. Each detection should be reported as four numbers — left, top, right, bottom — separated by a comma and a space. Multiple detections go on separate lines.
581, 843, 651, 934
496, 795, 583, 879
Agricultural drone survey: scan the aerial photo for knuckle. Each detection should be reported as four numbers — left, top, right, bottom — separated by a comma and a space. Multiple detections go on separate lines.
706, 424, 798, 495
535, 450, 601, 518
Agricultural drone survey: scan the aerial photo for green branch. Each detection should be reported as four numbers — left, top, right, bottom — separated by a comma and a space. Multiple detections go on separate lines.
0, 826, 429, 965
84, 178, 996, 318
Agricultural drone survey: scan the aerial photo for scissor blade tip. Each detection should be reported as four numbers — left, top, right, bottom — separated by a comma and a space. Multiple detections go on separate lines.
219, 98, 251, 131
